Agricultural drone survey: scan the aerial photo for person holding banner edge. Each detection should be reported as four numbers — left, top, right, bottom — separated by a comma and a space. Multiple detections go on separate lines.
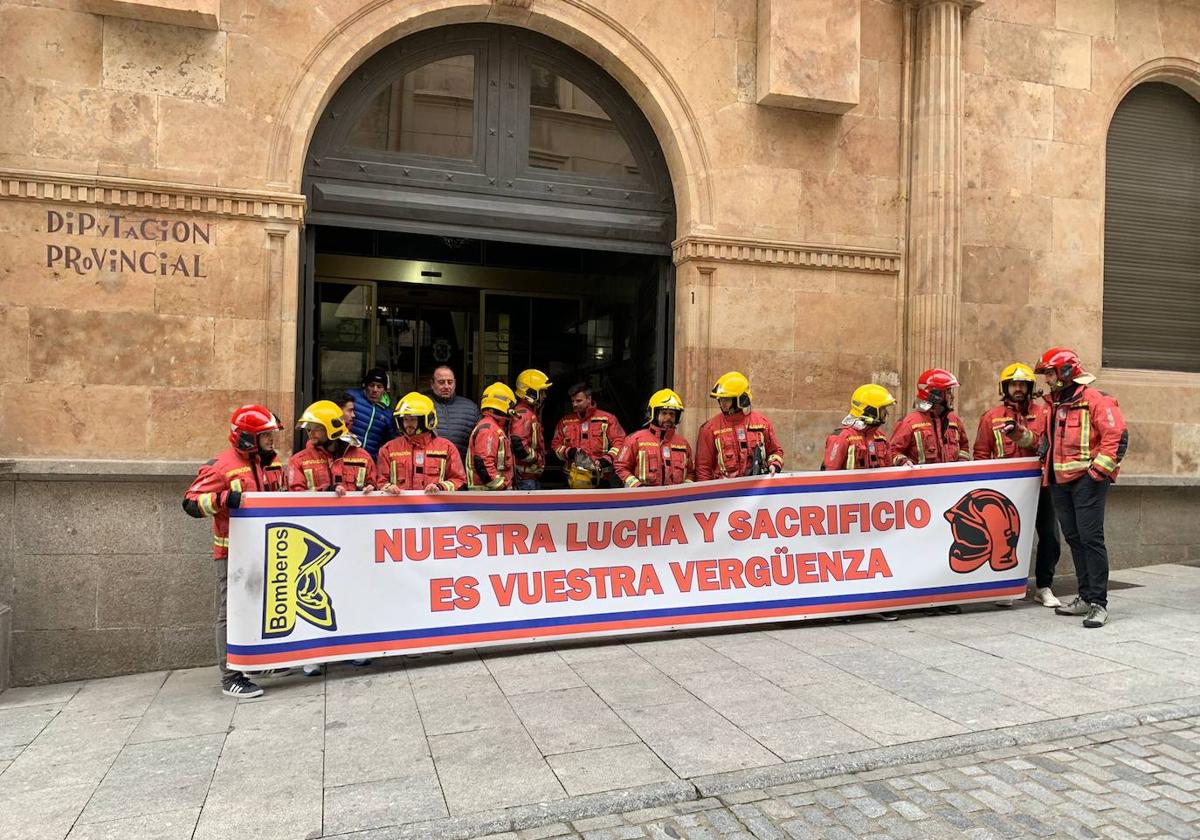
288, 400, 377, 495
973, 363, 1063, 608
376, 392, 466, 494
695, 371, 784, 481
182, 404, 287, 699
614, 388, 695, 487
1036, 347, 1128, 628
468, 382, 519, 490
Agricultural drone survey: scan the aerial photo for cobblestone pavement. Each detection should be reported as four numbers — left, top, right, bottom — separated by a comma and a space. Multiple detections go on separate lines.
478, 717, 1200, 840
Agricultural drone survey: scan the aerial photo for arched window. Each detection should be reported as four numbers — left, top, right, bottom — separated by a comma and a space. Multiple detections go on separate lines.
305, 24, 674, 253
1103, 82, 1200, 372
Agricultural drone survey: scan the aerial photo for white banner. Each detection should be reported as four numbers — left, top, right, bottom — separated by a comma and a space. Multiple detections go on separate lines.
226, 459, 1041, 670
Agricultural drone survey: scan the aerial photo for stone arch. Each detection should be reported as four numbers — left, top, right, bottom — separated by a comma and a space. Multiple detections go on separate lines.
266, 0, 714, 234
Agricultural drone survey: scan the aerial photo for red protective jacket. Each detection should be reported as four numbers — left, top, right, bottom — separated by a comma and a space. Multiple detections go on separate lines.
552, 407, 625, 463
375, 432, 466, 492
973, 400, 1048, 461
613, 425, 695, 487
287, 442, 377, 492
467, 413, 514, 490
822, 425, 891, 471
888, 408, 971, 465
510, 402, 547, 480
184, 447, 286, 559
695, 410, 784, 481
1043, 385, 1128, 484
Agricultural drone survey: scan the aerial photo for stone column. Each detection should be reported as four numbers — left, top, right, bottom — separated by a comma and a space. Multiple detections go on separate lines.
904, 0, 980, 386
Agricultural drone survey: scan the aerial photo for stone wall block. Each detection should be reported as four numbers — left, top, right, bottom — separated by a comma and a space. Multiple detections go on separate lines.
11, 555, 100, 631
1173, 424, 1200, 474
756, 0, 860, 113
963, 75, 1054, 141
1117, 422, 1181, 477
978, 0, 1055, 27
0, 479, 15, 605
147, 388, 275, 460
151, 222, 269, 320
960, 302, 1054, 363
983, 22, 1092, 90
962, 188, 1053, 252
1161, 1, 1200, 58
0, 5, 105, 86
11, 628, 161, 685
97, 553, 212, 629
1056, 0, 1115, 37
961, 246, 1034, 305
1031, 140, 1101, 200
861, 0, 904, 63
963, 131, 1032, 193
834, 116, 902, 178
0, 383, 152, 457
0, 305, 31, 385
30, 84, 158, 166
13, 479, 165, 555
28, 308, 215, 389
1051, 197, 1101, 255
1047, 306, 1102, 363
102, 17, 227, 102
1053, 87, 1106, 147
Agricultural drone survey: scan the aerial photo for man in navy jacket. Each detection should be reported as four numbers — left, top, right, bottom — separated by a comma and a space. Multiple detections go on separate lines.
427, 366, 480, 461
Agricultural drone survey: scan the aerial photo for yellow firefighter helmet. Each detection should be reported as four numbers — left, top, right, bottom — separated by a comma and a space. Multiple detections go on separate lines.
480, 382, 518, 415
848, 384, 896, 426
297, 400, 350, 440
999, 362, 1036, 397
648, 388, 684, 421
515, 369, 552, 402
709, 371, 752, 409
393, 391, 438, 432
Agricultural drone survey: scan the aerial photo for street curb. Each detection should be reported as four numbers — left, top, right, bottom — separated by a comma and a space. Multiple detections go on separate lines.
691, 697, 1200, 795
324, 697, 1200, 839
334, 780, 699, 840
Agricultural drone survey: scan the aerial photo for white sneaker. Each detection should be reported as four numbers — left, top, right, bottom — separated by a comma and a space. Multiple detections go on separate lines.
303, 664, 324, 677
1034, 587, 1061, 608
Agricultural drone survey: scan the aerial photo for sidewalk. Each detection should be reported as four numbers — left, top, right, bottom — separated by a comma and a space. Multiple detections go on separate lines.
1, 563, 1198, 840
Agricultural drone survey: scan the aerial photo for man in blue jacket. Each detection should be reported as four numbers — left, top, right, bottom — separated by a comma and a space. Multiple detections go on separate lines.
348, 368, 395, 458
428, 365, 480, 461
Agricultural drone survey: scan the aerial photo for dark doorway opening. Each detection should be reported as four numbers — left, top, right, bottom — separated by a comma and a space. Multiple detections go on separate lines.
306, 226, 672, 476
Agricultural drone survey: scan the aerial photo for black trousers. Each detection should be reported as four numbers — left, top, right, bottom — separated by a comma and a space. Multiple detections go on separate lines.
1050, 477, 1111, 607
1033, 486, 1062, 589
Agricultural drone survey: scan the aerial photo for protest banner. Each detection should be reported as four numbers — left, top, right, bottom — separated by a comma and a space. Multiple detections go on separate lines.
225, 458, 1041, 670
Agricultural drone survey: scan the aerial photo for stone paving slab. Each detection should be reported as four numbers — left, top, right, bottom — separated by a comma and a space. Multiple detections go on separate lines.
0, 563, 1197, 839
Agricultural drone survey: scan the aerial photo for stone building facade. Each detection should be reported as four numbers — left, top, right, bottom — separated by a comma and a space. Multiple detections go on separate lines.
0, 0, 1198, 686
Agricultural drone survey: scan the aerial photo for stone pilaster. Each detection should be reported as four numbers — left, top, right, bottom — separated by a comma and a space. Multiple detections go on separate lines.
903, 0, 980, 387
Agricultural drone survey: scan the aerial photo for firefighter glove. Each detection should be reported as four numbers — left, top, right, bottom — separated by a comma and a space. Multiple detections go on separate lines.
224, 490, 243, 509
510, 435, 529, 460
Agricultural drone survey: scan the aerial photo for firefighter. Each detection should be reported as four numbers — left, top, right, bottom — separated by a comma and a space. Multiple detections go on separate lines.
511, 369, 552, 490
695, 371, 784, 481
183, 404, 286, 699
288, 400, 377, 495
468, 382, 518, 490
889, 369, 972, 466
376, 392, 466, 494
1035, 348, 1128, 628
973, 363, 1063, 608
552, 382, 626, 489
822, 384, 897, 471
614, 389, 695, 487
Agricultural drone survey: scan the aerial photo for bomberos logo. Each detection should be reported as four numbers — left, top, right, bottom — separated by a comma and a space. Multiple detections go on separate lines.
943, 489, 1021, 574
263, 524, 339, 638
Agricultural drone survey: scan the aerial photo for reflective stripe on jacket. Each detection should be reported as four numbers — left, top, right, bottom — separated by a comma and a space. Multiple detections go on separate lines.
822, 426, 890, 471
375, 432, 466, 492
613, 425, 694, 487
695, 410, 784, 481
286, 442, 377, 492
184, 447, 286, 559
972, 401, 1047, 461
888, 409, 971, 465
1043, 385, 1128, 484
551, 407, 626, 462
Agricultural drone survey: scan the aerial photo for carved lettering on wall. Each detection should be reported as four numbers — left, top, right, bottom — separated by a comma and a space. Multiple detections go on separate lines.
44, 209, 212, 278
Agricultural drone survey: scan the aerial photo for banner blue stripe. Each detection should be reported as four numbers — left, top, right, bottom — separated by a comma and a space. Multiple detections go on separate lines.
230, 468, 1041, 518
228, 576, 1027, 655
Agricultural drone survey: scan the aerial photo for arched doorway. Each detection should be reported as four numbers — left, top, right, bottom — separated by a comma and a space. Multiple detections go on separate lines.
298, 23, 676, 449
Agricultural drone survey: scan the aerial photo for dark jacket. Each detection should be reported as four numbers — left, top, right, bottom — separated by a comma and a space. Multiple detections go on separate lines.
428, 392, 481, 459
348, 388, 394, 458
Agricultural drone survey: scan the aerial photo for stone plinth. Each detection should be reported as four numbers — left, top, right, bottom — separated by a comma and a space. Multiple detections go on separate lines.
81, 0, 219, 31
756, 0, 861, 113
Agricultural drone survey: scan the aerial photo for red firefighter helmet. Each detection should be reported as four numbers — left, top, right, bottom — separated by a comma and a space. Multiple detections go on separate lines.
916, 369, 959, 404
229, 404, 282, 451
944, 489, 1022, 574
1034, 347, 1094, 390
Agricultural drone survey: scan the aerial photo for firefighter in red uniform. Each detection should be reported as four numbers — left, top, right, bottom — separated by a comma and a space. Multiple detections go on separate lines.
552, 382, 626, 488
288, 400, 377, 495
468, 383, 518, 490
889, 369, 972, 466
695, 371, 784, 481
614, 389, 695, 487
376, 392, 466, 494
822, 384, 896, 471
511, 369, 552, 490
1036, 348, 1128, 628
183, 405, 286, 699
973, 363, 1063, 608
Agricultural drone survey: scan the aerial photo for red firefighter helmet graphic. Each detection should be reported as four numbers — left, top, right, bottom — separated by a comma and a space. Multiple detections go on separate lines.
944, 489, 1021, 574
